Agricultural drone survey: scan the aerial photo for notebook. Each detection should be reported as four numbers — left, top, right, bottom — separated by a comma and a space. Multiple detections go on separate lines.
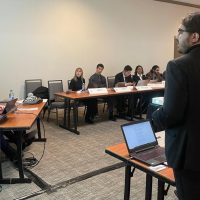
121, 120, 166, 166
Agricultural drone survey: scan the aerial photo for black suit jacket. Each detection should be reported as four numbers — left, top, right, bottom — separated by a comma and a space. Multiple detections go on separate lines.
152, 44, 200, 170
114, 72, 132, 85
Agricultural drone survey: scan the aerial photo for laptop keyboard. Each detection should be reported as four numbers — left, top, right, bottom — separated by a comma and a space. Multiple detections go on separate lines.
134, 147, 165, 161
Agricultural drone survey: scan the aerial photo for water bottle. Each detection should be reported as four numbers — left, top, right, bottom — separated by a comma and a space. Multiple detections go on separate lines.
82, 83, 85, 91
9, 89, 14, 100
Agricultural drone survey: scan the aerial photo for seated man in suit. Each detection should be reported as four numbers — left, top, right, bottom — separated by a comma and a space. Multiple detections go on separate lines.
114, 65, 134, 117
88, 63, 116, 121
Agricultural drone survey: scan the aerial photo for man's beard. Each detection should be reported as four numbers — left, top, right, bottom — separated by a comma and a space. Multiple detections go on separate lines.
177, 38, 190, 54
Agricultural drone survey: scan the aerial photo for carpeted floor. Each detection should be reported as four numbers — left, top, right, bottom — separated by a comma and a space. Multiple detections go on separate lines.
0, 108, 177, 200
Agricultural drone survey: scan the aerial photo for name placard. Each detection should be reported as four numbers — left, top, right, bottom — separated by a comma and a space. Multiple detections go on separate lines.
135, 86, 152, 91
88, 88, 108, 94
147, 83, 165, 88
114, 87, 132, 93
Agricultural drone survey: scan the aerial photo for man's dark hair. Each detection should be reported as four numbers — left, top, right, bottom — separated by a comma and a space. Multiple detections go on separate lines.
182, 12, 200, 34
97, 63, 104, 69
124, 65, 132, 71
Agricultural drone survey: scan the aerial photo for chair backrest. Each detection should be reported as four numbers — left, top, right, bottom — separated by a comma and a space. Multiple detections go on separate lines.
67, 80, 71, 90
48, 80, 63, 101
25, 79, 42, 98
107, 76, 115, 88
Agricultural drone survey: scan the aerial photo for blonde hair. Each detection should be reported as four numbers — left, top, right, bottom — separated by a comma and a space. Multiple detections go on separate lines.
73, 67, 84, 81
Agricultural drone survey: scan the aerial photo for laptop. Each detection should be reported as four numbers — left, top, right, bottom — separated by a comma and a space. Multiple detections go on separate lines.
1, 98, 18, 115
116, 82, 126, 87
136, 80, 149, 86
121, 120, 166, 166
0, 114, 7, 122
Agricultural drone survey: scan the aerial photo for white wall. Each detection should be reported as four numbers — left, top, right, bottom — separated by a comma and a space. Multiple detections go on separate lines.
0, 0, 198, 99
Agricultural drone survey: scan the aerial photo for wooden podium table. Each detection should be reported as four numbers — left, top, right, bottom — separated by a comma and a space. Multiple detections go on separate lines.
105, 143, 175, 200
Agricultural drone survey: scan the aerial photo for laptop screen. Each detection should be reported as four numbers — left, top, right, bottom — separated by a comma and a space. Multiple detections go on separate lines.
121, 120, 157, 152
2, 98, 17, 114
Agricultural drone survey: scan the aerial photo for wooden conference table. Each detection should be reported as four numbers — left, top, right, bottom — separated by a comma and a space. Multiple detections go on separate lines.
0, 101, 46, 184
55, 86, 164, 135
105, 143, 175, 200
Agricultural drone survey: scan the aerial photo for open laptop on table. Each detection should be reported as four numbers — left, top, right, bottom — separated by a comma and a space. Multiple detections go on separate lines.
136, 80, 149, 86
0, 98, 18, 122
121, 120, 166, 166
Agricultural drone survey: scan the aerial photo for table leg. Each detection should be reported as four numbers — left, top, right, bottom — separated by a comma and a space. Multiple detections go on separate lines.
157, 180, 165, 200
145, 174, 152, 200
17, 130, 25, 179
72, 100, 79, 135
33, 117, 46, 142
0, 131, 31, 184
67, 99, 71, 128
59, 98, 80, 135
124, 165, 132, 200
129, 94, 135, 121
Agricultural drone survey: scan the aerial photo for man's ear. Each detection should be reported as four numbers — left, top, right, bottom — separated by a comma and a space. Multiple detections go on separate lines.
191, 32, 200, 43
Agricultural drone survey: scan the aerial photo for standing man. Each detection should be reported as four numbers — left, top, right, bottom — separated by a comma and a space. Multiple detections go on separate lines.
152, 12, 200, 200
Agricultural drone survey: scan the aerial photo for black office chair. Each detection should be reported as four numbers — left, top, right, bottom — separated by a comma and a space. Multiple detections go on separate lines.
47, 80, 65, 124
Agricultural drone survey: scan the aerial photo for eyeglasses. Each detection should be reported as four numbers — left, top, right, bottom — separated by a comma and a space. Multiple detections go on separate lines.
178, 28, 189, 34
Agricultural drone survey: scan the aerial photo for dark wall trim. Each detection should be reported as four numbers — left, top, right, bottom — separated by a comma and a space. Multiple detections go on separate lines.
154, 0, 200, 9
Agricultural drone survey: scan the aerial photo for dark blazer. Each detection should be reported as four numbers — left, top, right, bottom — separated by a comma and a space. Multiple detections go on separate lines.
132, 74, 146, 84
152, 44, 200, 170
114, 72, 132, 85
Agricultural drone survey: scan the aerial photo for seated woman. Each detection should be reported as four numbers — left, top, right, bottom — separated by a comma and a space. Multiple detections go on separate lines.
132, 65, 146, 84
132, 65, 149, 115
69, 67, 96, 124
69, 67, 86, 91
146, 65, 163, 82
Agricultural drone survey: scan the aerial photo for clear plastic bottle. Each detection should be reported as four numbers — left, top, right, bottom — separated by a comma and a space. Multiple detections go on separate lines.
9, 89, 14, 100
82, 83, 85, 91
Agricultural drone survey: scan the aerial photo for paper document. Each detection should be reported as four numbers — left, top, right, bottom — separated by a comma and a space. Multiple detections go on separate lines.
17, 108, 38, 111
149, 164, 166, 172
